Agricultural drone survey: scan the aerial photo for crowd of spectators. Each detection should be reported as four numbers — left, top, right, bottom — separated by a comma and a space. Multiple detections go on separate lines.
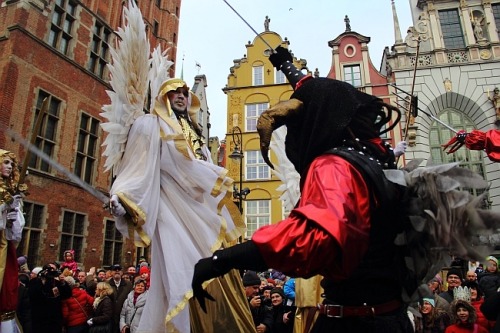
14, 254, 151, 333
11, 253, 500, 333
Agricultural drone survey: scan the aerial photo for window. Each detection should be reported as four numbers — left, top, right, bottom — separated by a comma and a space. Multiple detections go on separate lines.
75, 113, 99, 184
48, 0, 76, 55
153, 20, 159, 36
253, 66, 264, 86
245, 200, 270, 238
343, 65, 361, 87
88, 21, 111, 79
59, 210, 85, 262
493, 4, 500, 40
16, 202, 44, 269
29, 91, 61, 172
431, 109, 486, 199
103, 219, 123, 267
439, 9, 465, 49
173, 32, 177, 44
275, 69, 286, 84
245, 103, 269, 131
246, 150, 270, 180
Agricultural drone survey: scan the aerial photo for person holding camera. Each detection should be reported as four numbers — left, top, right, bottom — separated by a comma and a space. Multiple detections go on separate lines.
28, 263, 71, 332
243, 271, 273, 333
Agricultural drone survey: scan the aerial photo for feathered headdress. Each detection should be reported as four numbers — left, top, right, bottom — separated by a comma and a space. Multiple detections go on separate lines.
100, 0, 173, 173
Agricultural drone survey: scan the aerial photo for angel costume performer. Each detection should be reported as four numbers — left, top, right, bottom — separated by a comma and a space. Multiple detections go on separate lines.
0, 149, 26, 333
100, 3, 249, 332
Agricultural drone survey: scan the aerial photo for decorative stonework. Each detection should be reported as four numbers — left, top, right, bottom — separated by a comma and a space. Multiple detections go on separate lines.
409, 54, 433, 67
230, 96, 241, 108
444, 78, 452, 92
447, 51, 469, 63
480, 49, 492, 60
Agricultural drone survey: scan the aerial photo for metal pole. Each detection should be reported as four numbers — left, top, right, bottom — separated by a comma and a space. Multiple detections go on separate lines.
239, 153, 243, 213
221, 0, 275, 52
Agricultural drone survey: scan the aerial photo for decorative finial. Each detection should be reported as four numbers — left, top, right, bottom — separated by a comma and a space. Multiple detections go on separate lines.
344, 15, 351, 32
264, 16, 270, 31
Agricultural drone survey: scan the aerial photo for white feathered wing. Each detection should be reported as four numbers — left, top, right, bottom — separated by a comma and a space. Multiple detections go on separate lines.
100, 0, 151, 173
149, 46, 174, 111
270, 126, 301, 211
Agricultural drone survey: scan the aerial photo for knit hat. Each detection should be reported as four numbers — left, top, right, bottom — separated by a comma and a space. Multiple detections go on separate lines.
447, 268, 463, 280
270, 287, 285, 299
242, 271, 261, 287
487, 256, 498, 265
32, 267, 43, 275
139, 266, 150, 275
17, 256, 27, 266
422, 297, 435, 307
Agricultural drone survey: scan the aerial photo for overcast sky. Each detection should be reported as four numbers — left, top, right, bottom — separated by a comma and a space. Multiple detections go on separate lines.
175, 0, 414, 139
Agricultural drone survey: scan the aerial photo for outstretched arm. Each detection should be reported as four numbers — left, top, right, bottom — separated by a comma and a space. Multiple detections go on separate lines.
443, 129, 500, 162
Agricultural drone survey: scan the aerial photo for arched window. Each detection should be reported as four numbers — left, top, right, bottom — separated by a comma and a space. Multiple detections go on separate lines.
430, 108, 488, 203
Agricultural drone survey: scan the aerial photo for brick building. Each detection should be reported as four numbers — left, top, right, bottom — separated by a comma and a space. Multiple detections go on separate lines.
0, 0, 181, 271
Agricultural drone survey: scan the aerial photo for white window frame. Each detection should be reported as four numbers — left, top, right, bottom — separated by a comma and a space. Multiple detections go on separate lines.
245, 200, 270, 238
253, 66, 264, 86
246, 150, 270, 180
343, 64, 362, 87
275, 69, 286, 84
245, 103, 269, 131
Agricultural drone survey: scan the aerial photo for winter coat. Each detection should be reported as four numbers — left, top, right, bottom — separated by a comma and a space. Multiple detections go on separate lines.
28, 276, 72, 333
108, 278, 132, 328
91, 295, 113, 326
119, 290, 148, 333
270, 303, 295, 333
62, 287, 94, 327
471, 298, 494, 332
478, 272, 500, 299
480, 291, 500, 333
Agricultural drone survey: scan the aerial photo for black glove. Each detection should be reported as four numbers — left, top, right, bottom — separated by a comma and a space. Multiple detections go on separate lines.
192, 241, 268, 312
442, 130, 468, 154
192, 257, 219, 312
269, 46, 293, 70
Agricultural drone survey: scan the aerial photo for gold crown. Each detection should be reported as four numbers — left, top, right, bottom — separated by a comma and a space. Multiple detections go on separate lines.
453, 286, 471, 303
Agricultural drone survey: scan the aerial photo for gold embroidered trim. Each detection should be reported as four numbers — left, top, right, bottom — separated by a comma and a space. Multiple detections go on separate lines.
163, 173, 245, 330
115, 192, 151, 247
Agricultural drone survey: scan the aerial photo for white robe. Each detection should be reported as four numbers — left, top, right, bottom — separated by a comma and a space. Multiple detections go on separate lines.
111, 114, 243, 333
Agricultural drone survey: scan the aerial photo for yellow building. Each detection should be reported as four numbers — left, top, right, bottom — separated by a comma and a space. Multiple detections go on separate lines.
223, 31, 310, 239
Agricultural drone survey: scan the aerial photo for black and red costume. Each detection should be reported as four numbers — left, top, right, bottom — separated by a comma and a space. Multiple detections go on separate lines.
443, 129, 500, 162
192, 46, 413, 332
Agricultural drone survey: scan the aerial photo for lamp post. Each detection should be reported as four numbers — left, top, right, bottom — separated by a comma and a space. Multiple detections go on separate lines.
228, 126, 250, 214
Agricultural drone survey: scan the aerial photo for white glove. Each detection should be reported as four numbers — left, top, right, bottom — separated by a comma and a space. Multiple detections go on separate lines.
110, 194, 126, 217
87, 318, 93, 326
10, 195, 22, 209
393, 141, 407, 157
6, 210, 18, 221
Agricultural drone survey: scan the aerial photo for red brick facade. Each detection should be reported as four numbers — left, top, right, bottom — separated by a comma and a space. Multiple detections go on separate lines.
0, 0, 181, 271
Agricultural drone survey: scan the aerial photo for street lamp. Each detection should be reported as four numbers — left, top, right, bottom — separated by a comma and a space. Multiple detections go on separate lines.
229, 126, 250, 213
